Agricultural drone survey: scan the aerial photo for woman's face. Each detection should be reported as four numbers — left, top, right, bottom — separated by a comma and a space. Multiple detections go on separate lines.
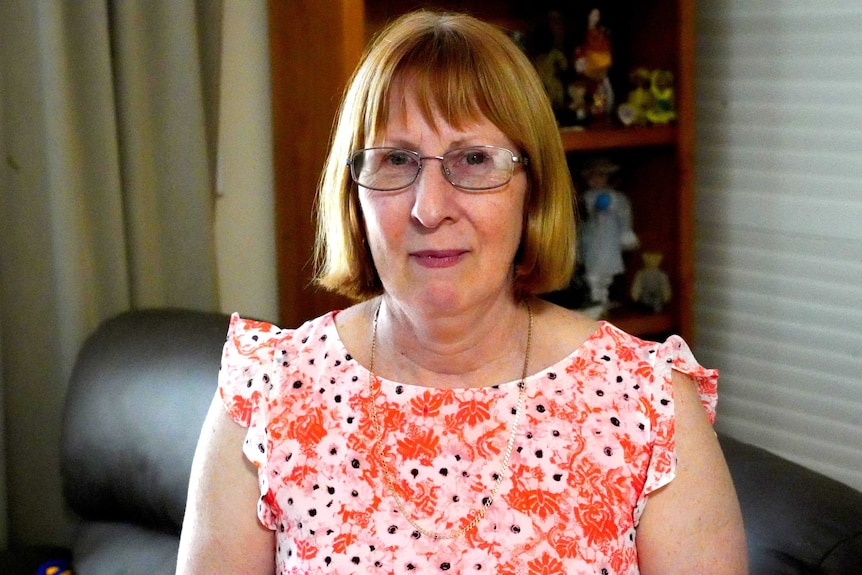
358, 85, 528, 315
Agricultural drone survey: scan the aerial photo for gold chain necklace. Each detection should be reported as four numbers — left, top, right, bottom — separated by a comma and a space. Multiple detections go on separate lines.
367, 300, 533, 540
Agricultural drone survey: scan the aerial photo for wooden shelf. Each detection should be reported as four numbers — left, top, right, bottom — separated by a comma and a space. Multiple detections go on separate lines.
559, 125, 676, 152
606, 310, 675, 339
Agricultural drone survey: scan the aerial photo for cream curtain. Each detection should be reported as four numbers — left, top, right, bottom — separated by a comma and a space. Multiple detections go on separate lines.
0, 0, 222, 547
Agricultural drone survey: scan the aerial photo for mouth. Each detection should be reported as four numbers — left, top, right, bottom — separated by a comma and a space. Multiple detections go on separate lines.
409, 249, 468, 268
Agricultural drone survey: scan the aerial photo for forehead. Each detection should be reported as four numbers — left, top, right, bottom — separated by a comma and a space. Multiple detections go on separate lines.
373, 78, 508, 146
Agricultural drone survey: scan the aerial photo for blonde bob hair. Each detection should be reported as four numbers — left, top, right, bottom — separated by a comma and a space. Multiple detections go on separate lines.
314, 10, 576, 301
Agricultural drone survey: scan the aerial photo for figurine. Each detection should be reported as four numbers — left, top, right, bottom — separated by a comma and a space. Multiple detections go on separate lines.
617, 67, 654, 127
631, 251, 672, 312
535, 49, 568, 112
566, 80, 589, 126
578, 159, 639, 307
37, 559, 73, 575
573, 8, 614, 124
532, 11, 569, 116
645, 69, 677, 124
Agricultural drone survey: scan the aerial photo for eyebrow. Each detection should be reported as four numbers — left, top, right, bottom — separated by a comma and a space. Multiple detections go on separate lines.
372, 136, 503, 152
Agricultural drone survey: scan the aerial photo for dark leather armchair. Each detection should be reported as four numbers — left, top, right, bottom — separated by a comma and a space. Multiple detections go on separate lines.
59, 309, 229, 574
722, 435, 862, 573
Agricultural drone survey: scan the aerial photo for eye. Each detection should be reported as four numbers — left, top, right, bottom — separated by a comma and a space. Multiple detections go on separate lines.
384, 149, 415, 166
463, 150, 489, 165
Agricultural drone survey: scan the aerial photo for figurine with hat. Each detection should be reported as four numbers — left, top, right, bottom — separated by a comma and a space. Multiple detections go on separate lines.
578, 158, 639, 311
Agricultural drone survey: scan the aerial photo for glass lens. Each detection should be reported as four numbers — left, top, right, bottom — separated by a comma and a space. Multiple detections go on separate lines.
443, 147, 514, 190
350, 148, 419, 191
349, 146, 522, 191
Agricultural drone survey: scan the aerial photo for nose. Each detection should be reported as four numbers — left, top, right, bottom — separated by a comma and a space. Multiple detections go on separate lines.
410, 156, 455, 228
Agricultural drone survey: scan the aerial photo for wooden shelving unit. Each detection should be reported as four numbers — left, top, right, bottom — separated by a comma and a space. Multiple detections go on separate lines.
560, 125, 676, 151
268, 0, 696, 342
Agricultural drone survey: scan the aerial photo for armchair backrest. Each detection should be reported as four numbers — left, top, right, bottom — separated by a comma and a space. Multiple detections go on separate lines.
61, 309, 231, 534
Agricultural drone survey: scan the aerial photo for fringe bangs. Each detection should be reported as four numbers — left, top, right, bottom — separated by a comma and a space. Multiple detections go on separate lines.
365, 26, 493, 141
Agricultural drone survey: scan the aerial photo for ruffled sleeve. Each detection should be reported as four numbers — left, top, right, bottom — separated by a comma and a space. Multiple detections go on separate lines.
641, 335, 719, 498
217, 313, 285, 528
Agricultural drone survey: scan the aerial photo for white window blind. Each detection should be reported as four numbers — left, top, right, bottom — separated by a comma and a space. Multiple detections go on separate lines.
695, 1, 862, 491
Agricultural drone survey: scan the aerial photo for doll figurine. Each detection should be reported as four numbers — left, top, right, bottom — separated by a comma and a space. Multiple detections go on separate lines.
37, 559, 73, 575
645, 69, 677, 124
535, 49, 568, 112
573, 8, 614, 123
566, 81, 589, 126
631, 251, 672, 312
533, 10, 569, 116
617, 67, 654, 127
578, 159, 638, 307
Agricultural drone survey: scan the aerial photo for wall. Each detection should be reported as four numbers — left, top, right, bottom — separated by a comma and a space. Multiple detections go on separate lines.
695, 1, 862, 490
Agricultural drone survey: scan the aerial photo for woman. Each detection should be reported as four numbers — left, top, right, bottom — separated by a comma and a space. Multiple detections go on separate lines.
177, 11, 747, 575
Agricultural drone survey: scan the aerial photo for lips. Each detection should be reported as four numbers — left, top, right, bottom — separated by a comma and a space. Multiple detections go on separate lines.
409, 249, 467, 268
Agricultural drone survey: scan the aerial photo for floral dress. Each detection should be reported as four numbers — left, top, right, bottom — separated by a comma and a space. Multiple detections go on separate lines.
218, 311, 718, 575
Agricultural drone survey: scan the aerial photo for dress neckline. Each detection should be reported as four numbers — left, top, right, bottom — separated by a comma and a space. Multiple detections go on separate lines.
322, 310, 612, 392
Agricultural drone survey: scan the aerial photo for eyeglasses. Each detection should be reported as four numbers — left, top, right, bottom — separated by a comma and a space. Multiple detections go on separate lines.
347, 146, 529, 192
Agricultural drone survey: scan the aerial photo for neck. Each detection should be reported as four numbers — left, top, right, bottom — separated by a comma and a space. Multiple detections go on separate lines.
371, 294, 532, 388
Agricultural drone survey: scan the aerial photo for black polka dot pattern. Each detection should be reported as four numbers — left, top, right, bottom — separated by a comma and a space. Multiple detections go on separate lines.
217, 313, 716, 573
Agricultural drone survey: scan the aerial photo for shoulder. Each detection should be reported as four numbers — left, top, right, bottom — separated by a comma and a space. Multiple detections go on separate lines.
218, 311, 339, 411
224, 311, 340, 354
223, 314, 288, 358
529, 299, 600, 372
222, 312, 334, 367
218, 314, 290, 397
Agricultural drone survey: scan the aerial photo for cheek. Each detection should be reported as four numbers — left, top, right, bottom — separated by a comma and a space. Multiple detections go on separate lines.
359, 195, 403, 250
486, 195, 526, 242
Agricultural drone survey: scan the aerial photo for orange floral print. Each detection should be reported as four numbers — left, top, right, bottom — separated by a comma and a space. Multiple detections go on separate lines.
332, 532, 356, 554
294, 540, 317, 560
454, 398, 492, 426
409, 388, 452, 417
284, 409, 327, 448
576, 499, 619, 547
395, 425, 441, 464
218, 313, 718, 574
528, 552, 566, 575
508, 487, 563, 522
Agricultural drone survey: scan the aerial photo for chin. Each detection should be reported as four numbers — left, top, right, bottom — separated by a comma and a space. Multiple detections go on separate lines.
420, 283, 513, 316
416, 286, 465, 312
